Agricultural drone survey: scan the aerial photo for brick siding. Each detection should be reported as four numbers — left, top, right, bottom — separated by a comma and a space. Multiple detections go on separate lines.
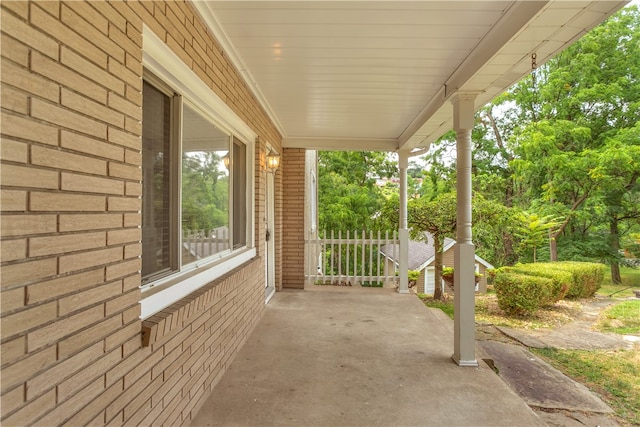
281, 148, 306, 289
1, 1, 282, 425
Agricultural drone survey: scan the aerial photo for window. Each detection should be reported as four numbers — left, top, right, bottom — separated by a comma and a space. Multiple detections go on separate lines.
142, 76, 251, 282
142, 81, 174, 279
141, 26, 256, 318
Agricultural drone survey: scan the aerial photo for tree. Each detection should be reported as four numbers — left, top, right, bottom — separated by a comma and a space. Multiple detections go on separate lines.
499, 6, 640, 278
408, 192, 457, 300
318, 151, 397, 232
588, 125, 640, 282
514, 211, 562, 263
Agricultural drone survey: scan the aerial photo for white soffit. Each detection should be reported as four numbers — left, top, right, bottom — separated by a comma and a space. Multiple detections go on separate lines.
195, 1, 628, 152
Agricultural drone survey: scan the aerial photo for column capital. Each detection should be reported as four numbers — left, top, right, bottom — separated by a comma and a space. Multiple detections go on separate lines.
449, 91, 480, 105
451, 92, 479, 131
398, 149, 410, 169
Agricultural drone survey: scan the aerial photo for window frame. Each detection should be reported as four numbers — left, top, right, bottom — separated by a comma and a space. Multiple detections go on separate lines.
141, 26, 256, 318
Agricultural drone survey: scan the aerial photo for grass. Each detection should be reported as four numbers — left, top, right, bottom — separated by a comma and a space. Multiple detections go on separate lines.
532, 348, 640, 426
597, 266, 640, 298
417, 293, 454, 319
595, 300, 640, 335
360, 281, 384, 288
417, 267, 640, 426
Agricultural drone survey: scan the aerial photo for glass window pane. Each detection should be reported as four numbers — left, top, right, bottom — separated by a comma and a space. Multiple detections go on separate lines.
232, 137, 247, 249
142, 81, 172, 279
181, 104, 230, 265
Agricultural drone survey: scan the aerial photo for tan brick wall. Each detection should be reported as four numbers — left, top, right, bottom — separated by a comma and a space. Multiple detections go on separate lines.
281, 148, 306, 289
1, 1, 282, 425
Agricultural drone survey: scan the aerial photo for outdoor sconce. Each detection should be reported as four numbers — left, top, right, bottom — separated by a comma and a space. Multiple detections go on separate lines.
222, 153, 230, 170
266, 152, 280, 172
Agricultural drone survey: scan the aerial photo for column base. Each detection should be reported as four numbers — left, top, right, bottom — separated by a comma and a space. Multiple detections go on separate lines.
397, 289, 410, 294
451, 354, 479, 367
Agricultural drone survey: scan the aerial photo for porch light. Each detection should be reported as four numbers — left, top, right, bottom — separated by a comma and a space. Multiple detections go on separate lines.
222, 152, 230, 170
266, 152, 280, 172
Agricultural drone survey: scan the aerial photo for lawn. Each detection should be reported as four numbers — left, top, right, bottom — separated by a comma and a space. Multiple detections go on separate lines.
532, 348, 640, 426
597, 266, 640, 298
595, 300, 640, 335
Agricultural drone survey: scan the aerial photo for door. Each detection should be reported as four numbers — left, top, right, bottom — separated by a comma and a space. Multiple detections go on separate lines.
265, 171, 276, 302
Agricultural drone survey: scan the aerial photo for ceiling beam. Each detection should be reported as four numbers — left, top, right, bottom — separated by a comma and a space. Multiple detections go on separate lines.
397, 1, 549, 152
283, 137, 398, 152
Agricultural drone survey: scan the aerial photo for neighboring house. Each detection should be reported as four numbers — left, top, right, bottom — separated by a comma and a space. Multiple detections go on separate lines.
380, 233, 494, 294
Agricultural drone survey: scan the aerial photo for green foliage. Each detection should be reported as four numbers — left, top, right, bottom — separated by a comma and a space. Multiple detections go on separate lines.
407, 270, 420, 282
408, 192, 457, 299
550, 261, 605, 298
472, 195, 517, 267
513, 211, 562, 262
501, 264, 572, 304
181, 152, 229, 233
493, 272, 553, 315
496, 262, 605, 311
318, 151, 397, 232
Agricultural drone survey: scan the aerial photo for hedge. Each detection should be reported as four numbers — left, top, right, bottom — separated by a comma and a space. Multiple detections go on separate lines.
550, 261, 605, 298
494, 272, 553, 315
503, 264, 572, 303
493, 261, 605, 315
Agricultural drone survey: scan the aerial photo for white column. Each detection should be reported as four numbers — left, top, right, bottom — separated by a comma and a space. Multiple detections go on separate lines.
451, 93, 478, 367
398, 150, 409, 294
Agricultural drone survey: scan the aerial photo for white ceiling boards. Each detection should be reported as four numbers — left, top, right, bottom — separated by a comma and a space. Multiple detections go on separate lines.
194, 1, 628, 153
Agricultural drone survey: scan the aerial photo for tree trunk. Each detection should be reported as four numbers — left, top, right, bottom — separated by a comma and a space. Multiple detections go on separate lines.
549, 230, 558, 262
433, 234, 443, 300
503, 184, 516, 264
609, 218, 622, 284
549, 192, 589, 261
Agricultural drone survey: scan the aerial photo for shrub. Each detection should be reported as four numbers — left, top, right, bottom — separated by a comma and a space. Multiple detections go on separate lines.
493, 271, 553, 315
506, 264, 572, 304
552, 261, 604, 298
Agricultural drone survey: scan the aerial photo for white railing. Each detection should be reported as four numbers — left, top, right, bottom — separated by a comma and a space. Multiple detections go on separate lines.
182, 227, 230, 261
306, 230, 399, 287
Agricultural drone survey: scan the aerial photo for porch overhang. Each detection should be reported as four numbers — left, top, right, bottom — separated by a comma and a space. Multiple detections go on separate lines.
193, 1, 627, 152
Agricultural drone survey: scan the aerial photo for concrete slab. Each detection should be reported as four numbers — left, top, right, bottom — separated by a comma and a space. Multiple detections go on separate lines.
478, 341, 613, 414
191, 287, 544, 426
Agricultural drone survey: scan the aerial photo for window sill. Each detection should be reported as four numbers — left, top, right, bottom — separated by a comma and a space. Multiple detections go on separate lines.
141, 255, 259, 347
140, 248, 256, 319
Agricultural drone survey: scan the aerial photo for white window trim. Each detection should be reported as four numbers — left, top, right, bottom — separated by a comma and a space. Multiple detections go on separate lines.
141, 26, 257, 318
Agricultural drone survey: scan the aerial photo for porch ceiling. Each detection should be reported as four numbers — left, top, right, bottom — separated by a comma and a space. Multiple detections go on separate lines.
194, 1, 627, 153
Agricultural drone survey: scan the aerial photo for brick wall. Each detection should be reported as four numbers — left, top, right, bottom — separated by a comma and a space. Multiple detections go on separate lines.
1, 1, 282, 425
281, 148, 305, 289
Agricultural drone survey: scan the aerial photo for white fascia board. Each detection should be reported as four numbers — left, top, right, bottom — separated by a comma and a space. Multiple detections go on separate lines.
283, 137, 398, 152
475, 255, 494, 270
398, 1, 549, 152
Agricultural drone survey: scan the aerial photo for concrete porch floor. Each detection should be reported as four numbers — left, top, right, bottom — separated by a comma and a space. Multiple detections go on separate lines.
191, 285, 544, 427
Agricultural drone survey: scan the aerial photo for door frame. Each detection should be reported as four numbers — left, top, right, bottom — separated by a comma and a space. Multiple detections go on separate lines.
265, 164, 276, 303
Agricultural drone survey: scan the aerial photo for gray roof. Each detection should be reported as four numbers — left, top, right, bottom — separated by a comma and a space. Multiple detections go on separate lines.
380, 232, 454, 270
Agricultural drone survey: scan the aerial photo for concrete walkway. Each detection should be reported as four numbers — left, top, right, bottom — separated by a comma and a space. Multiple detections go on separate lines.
496, 298, 638, 350
191, 286, 544, 426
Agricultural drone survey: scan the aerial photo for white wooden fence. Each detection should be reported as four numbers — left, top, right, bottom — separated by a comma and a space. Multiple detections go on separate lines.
182, 227, 230, 261
306, 230, 399, 287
